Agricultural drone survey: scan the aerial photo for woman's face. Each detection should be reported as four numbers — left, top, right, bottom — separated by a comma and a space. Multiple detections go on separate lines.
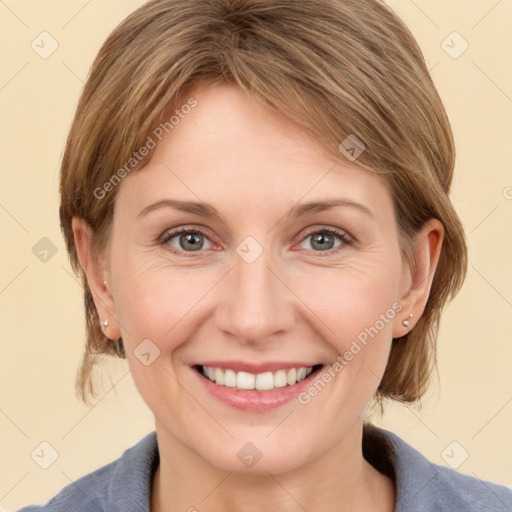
99, 84, 418, 474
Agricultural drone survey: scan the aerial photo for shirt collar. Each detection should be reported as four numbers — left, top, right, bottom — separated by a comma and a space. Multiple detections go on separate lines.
362, 423, 437, 511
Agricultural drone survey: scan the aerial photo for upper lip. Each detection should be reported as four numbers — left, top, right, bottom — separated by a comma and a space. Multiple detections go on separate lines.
193, 361, 323, 374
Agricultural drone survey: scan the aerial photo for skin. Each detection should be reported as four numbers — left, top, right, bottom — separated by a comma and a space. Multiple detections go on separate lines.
73, 84, 443, 512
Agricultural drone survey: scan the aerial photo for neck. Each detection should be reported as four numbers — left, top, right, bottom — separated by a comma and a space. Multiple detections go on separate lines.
150, 420, 396, 512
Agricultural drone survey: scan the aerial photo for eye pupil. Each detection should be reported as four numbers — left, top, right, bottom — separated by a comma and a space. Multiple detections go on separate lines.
311, 232, 334, 251
180, 232, 204, 251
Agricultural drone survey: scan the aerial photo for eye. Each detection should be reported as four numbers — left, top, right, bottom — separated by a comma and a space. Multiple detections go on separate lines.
160, 228, 215, 255
159, 225, 353, 257
299, 227, 352, 253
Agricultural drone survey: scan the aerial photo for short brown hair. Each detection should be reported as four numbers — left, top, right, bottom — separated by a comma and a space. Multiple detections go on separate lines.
59, 0, 468, 408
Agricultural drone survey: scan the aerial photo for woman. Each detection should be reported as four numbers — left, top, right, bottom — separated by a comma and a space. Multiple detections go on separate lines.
18, 0, 512, 510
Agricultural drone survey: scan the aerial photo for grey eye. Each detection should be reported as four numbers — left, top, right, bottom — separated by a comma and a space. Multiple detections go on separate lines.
165, 230, 214, 252
301, 231, 344, 251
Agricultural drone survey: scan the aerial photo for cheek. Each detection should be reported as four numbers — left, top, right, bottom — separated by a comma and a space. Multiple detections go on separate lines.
292, 260, 401, 398
112, 253, 223, 379
112, 265, 206, 419
115, 266, 200, 346
297, 261, 400, 342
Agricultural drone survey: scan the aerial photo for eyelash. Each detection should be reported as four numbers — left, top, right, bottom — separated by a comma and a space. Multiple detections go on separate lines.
159, 226, 353, 257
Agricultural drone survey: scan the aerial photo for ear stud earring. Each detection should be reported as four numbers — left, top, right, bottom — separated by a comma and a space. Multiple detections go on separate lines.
101, 319, 109, 327
402, 313, 413, 327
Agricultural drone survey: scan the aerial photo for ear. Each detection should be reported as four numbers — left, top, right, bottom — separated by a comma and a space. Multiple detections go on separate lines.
392, 218, 444, 338
71, 217, 121, 340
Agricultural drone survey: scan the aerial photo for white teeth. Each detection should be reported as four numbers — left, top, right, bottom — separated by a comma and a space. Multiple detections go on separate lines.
237, 371, 256, 390
214, 367, 223, 384
206, 366, 215, 381
255, 372, 274, 390
201, 365, 316, 390
223, 369, 237, 387
273, 369, 288, 388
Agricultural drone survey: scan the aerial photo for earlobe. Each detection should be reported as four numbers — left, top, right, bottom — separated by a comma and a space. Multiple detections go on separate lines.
401, 313, 414, 328
71, 217, 120, 339
393, 218, 444, 338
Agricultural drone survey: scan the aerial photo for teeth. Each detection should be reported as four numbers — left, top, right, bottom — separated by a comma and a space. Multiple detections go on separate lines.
237, 371, 255, 390
223, 369, 237, 387
201, 365, 316, 390
206, 366, 215, 381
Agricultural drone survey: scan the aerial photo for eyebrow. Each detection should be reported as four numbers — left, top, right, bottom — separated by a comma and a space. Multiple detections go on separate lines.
137, 198, 374, 220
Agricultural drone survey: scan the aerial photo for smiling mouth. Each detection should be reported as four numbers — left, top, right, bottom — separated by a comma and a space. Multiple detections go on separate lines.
193, 363, 324, 391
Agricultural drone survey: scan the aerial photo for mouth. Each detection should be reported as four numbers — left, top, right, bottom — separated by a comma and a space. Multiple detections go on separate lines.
192, 363, 324, 392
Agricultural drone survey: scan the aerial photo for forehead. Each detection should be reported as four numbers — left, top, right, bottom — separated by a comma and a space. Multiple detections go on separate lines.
115, 84, 393, 221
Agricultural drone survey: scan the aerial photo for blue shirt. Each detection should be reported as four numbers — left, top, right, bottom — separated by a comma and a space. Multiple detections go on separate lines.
18, 424, 512, 511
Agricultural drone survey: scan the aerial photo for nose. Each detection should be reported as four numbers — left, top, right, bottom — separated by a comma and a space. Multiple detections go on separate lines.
215, 247, 295, 346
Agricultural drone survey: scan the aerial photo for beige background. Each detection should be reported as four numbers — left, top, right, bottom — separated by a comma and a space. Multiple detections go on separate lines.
1, 0, 511, 509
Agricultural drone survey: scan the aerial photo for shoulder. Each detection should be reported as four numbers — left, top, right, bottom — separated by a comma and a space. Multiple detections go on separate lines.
429, 463, 512, 512
363, 424, 512, 512
17, 431, 158, 512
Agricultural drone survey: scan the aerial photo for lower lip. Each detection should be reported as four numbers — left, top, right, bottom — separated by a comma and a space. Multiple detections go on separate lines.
192, 365, 323, 412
